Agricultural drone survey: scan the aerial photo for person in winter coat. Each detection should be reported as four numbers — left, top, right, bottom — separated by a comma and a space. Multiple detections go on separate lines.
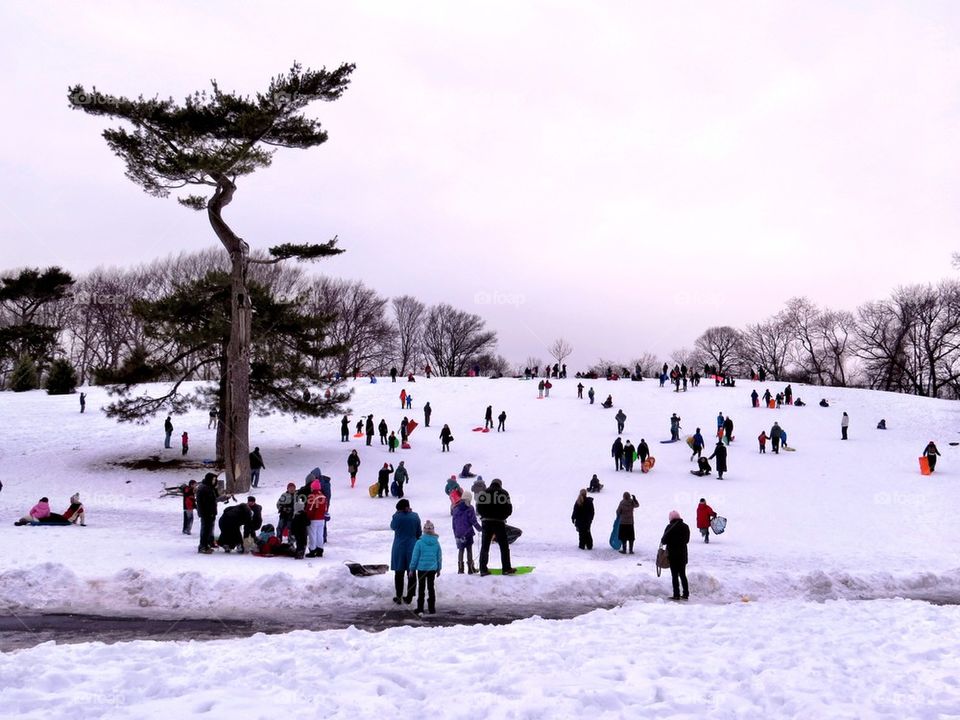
460, 463, 477, 478
390, 499, 422, 604
623, 441, 636, 472
708, 441, 728, 479
722, 416, 734, 444
15, 497, 51, 525
601, 395, 614, 409
716, 412, 725, 432
347, 450, 361, 488
218, 498, 255, 553
424, 402, 432, 427
696, 498, 717, 543
538, 380, 545, 398
497, 410, 507, 432
406, 393, 413, 409
80, 392, 86, 413
410, 519, 442, 615
388, 431, 398, 452
784, 385, 793, 405
451, 490, 482, 574
841, 412, 849, 440
577, 382, 584, 399
571, 489, 596, 550
616, 492, 639, 554
638, 439, 650, 465
611, 437, 624, 471
476, 478, 515, 575
819, 398, 829, 407
341, 416, 350, 442
243, 496, 263, 540
305, 481, 328, 557
400, 389, 407, 409
378, 463, 394, 498
440, 424, 453, 452
691, 428, 705, 460
758, 431, 768, 454
923, 441, 941, 472
588, 474, 603, 492
394, 461, 410, 497
444, 475, 462, 499
750, 389, 759, 408
276, 482, 299, 541
669, 413, 681, 441
485, 405, 494, 430
365, 415, 375, 446
181, 480, 197, 534
769, 422, 783, 454
692, 457, 712, 477
390, 367, 398, 383
470, 475, 487, 496
164, 415, 173, 448
61, 493, 86, 526
249, 447, 266, 488
615, 409, 627, 434
661, 510, 691, 600
181, 431, 189, 456
196, 473, 219, 553
877, 419, 887, 430
763, 390, 773, 406
378, 419, 389, 445
588, 387, 595, 404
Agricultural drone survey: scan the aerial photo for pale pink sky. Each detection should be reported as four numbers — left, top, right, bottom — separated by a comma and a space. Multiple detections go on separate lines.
1, 1, 958, 368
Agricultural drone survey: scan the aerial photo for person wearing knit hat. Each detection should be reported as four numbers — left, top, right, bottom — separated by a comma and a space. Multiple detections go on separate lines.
661, 510, 691, 600
410, 518, 442, 614
451, 489, 482, 574
63, 493, 86, 526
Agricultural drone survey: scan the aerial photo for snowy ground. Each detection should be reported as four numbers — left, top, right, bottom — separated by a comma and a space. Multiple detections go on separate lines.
1, 376, 960, 717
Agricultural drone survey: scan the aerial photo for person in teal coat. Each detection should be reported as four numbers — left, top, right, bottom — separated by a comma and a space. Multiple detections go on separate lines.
390, 499, 421, 604
410, 519, 442, 614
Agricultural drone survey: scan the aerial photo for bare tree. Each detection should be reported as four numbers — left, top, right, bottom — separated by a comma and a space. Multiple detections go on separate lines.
422, 303, 498, 376
854, 298, 911, 392
309, 278, 392, 377
694, 326, 743, 375
391, 295, 426, 374
783, 297, 829, 384
742, 313, 793, 381
629, 352, 660, 378
818, 309, 856, 386
548, 338, 574, 367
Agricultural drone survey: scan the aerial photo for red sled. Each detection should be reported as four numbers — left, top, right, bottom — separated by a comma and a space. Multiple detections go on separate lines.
919, 456, 932, 475
641, 456, 656, 473
353, 432, 364, 438
767, 399, 775, 409
401, 442, 411, 449
406, 420, 418, 437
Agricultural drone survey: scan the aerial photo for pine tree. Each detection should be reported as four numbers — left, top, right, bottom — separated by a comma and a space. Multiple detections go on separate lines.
45, 358, 79, 395
69, 63, 354, 493
9, 355, 39, 392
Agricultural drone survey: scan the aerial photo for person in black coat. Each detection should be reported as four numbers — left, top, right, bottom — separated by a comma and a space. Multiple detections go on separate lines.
424, 402, 432, 427
440, 424, 453, 452
661, 510, 690, 600
365, 415, 375, 446
218, 498, 255, 553
476, 478, 515, 575
571, 489, 595, 550
708, 441, 728, 479
243, 496, 263, 539
611, 437, 624, 471
637, 439, 650, 465
722, 416, 734, 444
377, 463, 394, 498
341, 416, 350, 442
195, 473, 219, 553
497, 411, 507, 432
484, 405, 494, 430
249, 447, 266, 488
923, 441, 941, 472
378, 418, 389, 445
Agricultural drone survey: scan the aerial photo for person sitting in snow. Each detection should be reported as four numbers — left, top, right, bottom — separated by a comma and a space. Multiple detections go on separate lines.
588, 474, 603, 492
819, 398, 829, 407
459, 463, 477, 478
14, 497, 51, 526
601, 395, 613, 409
691, 457, 712, 477
61, 493, 86, 526
877, 419, 887, 430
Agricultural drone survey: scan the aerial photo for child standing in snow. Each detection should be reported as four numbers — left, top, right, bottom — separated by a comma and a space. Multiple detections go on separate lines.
181, 431, 189, 456
758, 431, 767, 454
410, 519, 442, 614
696, 498, 717, 543
451, 490, 481, 573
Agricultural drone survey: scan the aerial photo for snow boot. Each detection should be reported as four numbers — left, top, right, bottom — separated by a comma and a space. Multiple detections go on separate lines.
468, 562, 477, 575
458, 562, 465, 574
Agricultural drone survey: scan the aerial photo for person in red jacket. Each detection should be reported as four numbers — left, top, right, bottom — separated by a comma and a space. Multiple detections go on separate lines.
305, 480, 328, 558
696, 498, 717, 543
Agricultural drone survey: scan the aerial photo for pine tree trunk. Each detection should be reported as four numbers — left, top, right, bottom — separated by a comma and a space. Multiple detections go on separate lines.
215, 354, 227, 466
208, 176, 251, 495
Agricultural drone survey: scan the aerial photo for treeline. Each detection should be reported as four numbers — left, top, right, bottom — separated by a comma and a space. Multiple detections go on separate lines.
594, 287, 960, 399
0, 248, 503, 391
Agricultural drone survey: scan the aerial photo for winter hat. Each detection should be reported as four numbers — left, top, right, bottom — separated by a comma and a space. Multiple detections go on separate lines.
476, 475, 483, 483
460, 490, 473, 505
396, 499, 410, 511
699, 498, 706, 503
423, 520, 436, 535
70, 493, 80, 504
669, 510, 681, 521
311, 480, 321, 491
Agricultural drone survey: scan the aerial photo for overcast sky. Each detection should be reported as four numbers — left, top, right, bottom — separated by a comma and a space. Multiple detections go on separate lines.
2, 1, 959, 368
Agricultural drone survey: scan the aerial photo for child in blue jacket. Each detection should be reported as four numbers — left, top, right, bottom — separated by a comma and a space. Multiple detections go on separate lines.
410, 520, 443, 615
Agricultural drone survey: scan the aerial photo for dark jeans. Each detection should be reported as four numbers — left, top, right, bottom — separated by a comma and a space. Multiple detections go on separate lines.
416, 570, 437, 612
497, 420, 505, 432
199, 515, 215, 550
614, 456, 622, 471
378, 480, 389, 497
250, 469, 260, 487
165, 432, 172, 449
442, 442, 450, 452
577, 527, 593, 550
182, 510, 194, 534
394, 570, 415, 600
670, 562, 689, 599
841, 426, 848, 440
479, 521, 512, 573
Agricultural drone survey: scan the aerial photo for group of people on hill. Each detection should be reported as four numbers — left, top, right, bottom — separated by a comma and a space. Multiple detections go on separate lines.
389, 475, 517, 614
